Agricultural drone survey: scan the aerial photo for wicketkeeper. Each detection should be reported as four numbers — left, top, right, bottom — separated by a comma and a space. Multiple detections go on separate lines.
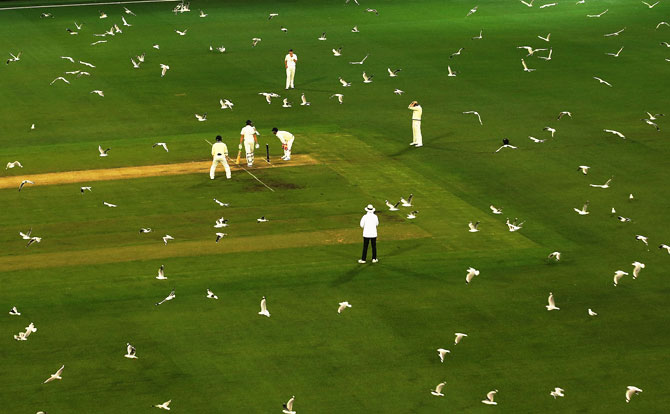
272, 127, 294, 161
239, 120, 259, 167
210, 135, 231, 180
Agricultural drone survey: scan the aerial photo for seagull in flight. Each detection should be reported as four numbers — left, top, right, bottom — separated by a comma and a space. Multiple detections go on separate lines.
482, 390, 498, 405
590, 177, 612, 188
123, 6, 136, 15
518, 46, 547, 56
543, 126, 556, 137
626, 386, 643, 403
472, 29, 483, 39
153, 142, 168, 152
437, 348, 450, 362
540, 2, 557, 7
259, 296, 270, 317
550, 387, 565, 398
257, 216, 269, 223
656, 21, 669, 29
18, 180, 34, 191
122, 16, 131, 26
613, 270, 628, 286
593, 76, 612, 87
332, 47, 342, 56
50, 77, 70, 85
641, 1, 659, 7
337, 301, 352, 313
520, 0, 534, 7
546, 292, 559, 310
468, 221, 480, 232
506, 218, 524, 231
79, 60, 95, 68
9, 306, 20, 316
394, 89, 404, 95
154, 264, 167, 280
6, 161, 22, 169
521, 58, 536, 72
175, 29, 188, 36
282, 98, 292, 108
6, 51, 22, 64
635, 234, 649, 248
645, 112, 664, 120
578, 165, 590, 175
26, 236, 42, 247
529, 136, 546, 143
606, 46, 624, 57
282, 396, 296, 414
19, 229, 32, 240
659, 244, 670, 254
259, 92, 280, 104
154, 400, 171, 410
548, 251, 561, 261
200, 10, 207, 17
538, 33, 551, 42
447, 65, 457, 77
362, 72, 373, 83
103, 201, 117, 207
125, 343, 137, 359
99, 11, 107, 19
642, 118, 660, 131
195, 113, 207, 122
160, 64, 170, 77
252, 38, 262, 47
43, 365, 65, 383
604, 129, 625, 139
431, 382, 446, 396
574, 200, 590, 215
215, 232, 227, 242
366, 8, 379, 15
407, 211, 418, 219
300, 93, 310, 106
90, 90, 104, 97
280, 26, 288, 33
454, 332, 468, 344
604, 27, 626, 37
349, 54, 369, 64
466, 5, 478, 16
131, 58, 140, 68
213, 198, 229, 207
352, 25, 360, 33
587, 9, 608, 17
163, 235, 174, 245
268, 13, 279, 20
61, 56, 75, 62
385, 200, 400, 211
631, 261, 645, 279
206, 289, 219, 299
220, 98, 234, 109
465, 267, 480, 284
318, 32, 327, 40
490, 205, 503, 214
557, 111, 572, 120
538, 48, 553, 60
155, 290, 175, 306
388, 68, 401, 77
330, 94, 344, 104
588, 308, 598, 316
450, 47, 464, 58
98, 145, 111, 157
400, 194, 413, 206
214, 217, 228, 228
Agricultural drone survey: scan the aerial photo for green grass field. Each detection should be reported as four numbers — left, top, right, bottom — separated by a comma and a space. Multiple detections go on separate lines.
1, 0, 669, 412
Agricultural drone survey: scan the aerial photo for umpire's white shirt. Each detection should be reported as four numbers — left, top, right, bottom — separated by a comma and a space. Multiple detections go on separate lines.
360, 212, 379, 238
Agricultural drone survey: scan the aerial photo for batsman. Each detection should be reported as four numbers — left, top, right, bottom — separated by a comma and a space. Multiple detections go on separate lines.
239, 120, 260, 167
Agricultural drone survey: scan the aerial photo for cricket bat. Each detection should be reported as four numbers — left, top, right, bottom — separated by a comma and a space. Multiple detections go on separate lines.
235, 149, 241, 165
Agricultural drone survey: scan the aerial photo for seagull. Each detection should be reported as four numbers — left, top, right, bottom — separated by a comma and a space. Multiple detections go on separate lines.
282, 98, 292, 108
604, 27, 626, 37
550, 387, 565, 398
626, 386, 643, 403
50, 77, 70, 85
538, 33, 551, 42
300, 93, 310, 106
407, 211, 418, 219
156, 264, 167, 280
362, 72, 374, 83
472, 29, 483, 40
160, 64, 170, 77
125, 343, 137, 359
521, 58, 536, 72
61, 56, 75, 62
155, 290, 175, 306
482, 390, 498, 405
447, 65, 457, 77
557, 111, 572, 120
495, 142, 517, 152
656, 21, 669, 29
450, 47, 464, 58
385, 200, 400, 211
437, 348, 450, 362
26, 237, 41, 247
6, 51, 22, 63
259, 296, 270, 317
642, 118, 660, 131
546, 292, 559, 310
603, 129, 625, 139
139, 228, 152, 233
337, 301, 352, 313
517, 46, 547, 56
90, 90, 104, 97
220, 99, 234, 109
339, 77, 351, 87
122, 16, 132, 27
123, 6, 136, 15
332, 47, 342, 56
257, 216, 269, 223
19, 229, 32, 239
631, 261, 645, 279
350, 54, 369, 65
154, 400, 171, 410
78, 71, 90, 77
99, 11, 107, 19
400, 194, 413, 206
468, 221, 480, 232
80, 186, 92, 193
606, 46, 624, 57
282, 396, 296, 414
466, 5, 478, 16
175, 29, 187, 36
200, 10, 207, 17
103, 201, 117, 208
629, 193, 635, 200
388, 68, 401, 77
366, 8, 379, 15
153, 44, 160, 50
642, 0, 659, 7
645, 112, 665, 120
18, 180, 34, 191
593, 76, 613, 87
268, 13, 279, 20
454, 332, 468, 344
252, 37, 262, 47
280, 26, 288, 33
543, 127, 556, 137
394, 89, 404, 95
163, 235, 174, 245
540, 2, 557, 7
587, 9, 608, 17
215, 233, 227, 242
91, 40, 107, 46
195, 113, 207, 122
463, 111, 482, 125
611, 207, 617, 214
6, 161, 22, 169
97, 145, 111, 157
352, 26, 360, 33
590, 177, 612, 188
153, 142, 168, 152
431, 382, 446, 396
529, 136, 546, 143
79, 60, 95, 68
548, 251, 561, 261
206, 289, 219, 299
635, 235, 649, 249
617, 215, 632, 222
465, 267, 480, 284
574, 200, 590, 215
214, 217, 228, 228
131, 58, 141, 68
330, 94, 344, 104
43, 365, 65, 383
213, 198, 229, 207
538, 48, 553, 60
9, 306, 20, 316
506, 218, 524, 231
490, 205, 503, 214
613, 270, 628, 286
259, 92, 280, 104
114, 24, 122, 33
588, 308, 598, 316
318, 32, 327, 40
659, 244, 670, 254
520, 0, 534, 7
40, 12, 53, 18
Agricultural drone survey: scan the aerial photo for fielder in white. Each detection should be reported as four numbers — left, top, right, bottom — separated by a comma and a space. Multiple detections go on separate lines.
409, 101, 423, 147
210, 135, 231, 180
285, 49, 298, 89
239, 120, 260, 167
272, 127, 294, 160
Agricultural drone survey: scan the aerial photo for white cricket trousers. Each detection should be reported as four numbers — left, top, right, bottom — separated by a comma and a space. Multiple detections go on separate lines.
210, 156, 231, 179
281, 137, 294, 159
244, 141, 255, 166
285, 67, 295, 89
412, 120, 422, 146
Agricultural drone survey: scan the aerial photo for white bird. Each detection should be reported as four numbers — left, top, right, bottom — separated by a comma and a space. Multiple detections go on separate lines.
385, 200, 400, 211
121, 16, 132, 27
603, 129, 625, 139
506, 218, 524, 231
588, 308, 598, 316
556, 111, 572, 120
79, 60, 95, 68
155, 290, 175, 306
214, 217, 228, 228
215, 232, 227, 242
99, 11, 107, 18
318, 32, 327, 40
574, 200, 590, 215
388, 68, 401, 77
550, 387, 565, 398
153, 44, 160, 49
394, 89, 404, 95
454, 332, 468, 345
175, 29, 187, 36
400, 194, 413, 207
593, 76, 612, 87
9, 306, 20, 316
466, 5, 478, 16
431, 382, 446, 396
332, 47, 342, 57
259, 92, 280, 104
352, 26, 360, 33
631, 261, 645, 279
160, 64, 170, 77
450, 47, 464, 58
517, 46, 547, 56
482, 390, 498, 405
195, 113, 207, 122
635, 234, 649, 248
123, 6, 136, 15
90, 90, 104, 97
61, 56, 75, 62
139, 228, 152, 235
43, 365, 65, 383
337, 301, 352, 313
154, 400, 171, 410
18, 180, 34, 191
362, 72, 373, 83
606, 46, 624, 57
350, 54, 369, 65
659, 244, 670, 254
220, 99, 234, 109
540, 2, 557, 7
465, 267, 480, 284
257, 216, 269, 223
642, 0, 659, 7
26, 236, 41, 247
282, 98, 292, 108
156, 264, 167, 280
656, 21, 669, 29
521, 58, 535, 72
520, 0, 534, 6
490, 205, 503, 214
407, 211, 418, 219
463, 111, 482, 125
447, 65, 457, 77
468, 221, 480, 232
206, 289, 218, 299
50, 77, 70, 85
546, 292, 560, 310
587, 9, 608, 17
268, 13, 279, 20
163, 235, 174, 245
613, 270, 628, 286
125, 343, 137, 359
131, 58, 140, 68
612, 207, 617, 214
590, 177, 612, 188
543, 127, 556, 137
529, 136, 546, 143
538, 33, 551, 42
578, 165, 590, 175
113, 24, 122, 34
330, 94, 344, 104
538, 48, 553, 60
258, 296, 270, 317
437, 348, 450, 362
103, 201, 117, 208
300, 93, 310, 106
626, 386, 642, 403
645, 112, 664, 120
91, 40, 107, 46
6, 161, 22, 169
472, 29, 483, 40
152, 142, 168, 152
366, 8, 379, 14
339, 77, 352, 87
78, 71, 90, 77
252, 37, 262, 47
642, 118, 660, 131
548, 251, 561, 261
280, 26, 288, 33
617, 215, 632, 222
6, 51, 22, 63
200, 10, 207, 17
604, 27, 626, 37
495, 143, 517, 152
282, 396, 296, 414
213, 198, 229, 207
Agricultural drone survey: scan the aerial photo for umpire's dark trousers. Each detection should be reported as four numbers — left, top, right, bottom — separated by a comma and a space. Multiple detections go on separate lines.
361, 237, 377, 261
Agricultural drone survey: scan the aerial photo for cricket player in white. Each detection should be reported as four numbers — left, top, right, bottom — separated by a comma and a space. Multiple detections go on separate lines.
409, 101, 423, 147
285, 49, 298, 89
239, 120, 260, 167
210, 135, 231, 180
272, 127, 294, 160
359, 204, 379, 263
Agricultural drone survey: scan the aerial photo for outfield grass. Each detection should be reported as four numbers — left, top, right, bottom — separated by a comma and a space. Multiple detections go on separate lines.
1, 0, 669, 412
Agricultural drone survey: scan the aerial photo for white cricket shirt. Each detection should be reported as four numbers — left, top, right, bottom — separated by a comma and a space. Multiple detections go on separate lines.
285, 53, 298, 69
275, 130, 294, 143
409, 104, 422, 121
360, 212, 379, 238
212, 142, 228, 157
240, 125, 257, 142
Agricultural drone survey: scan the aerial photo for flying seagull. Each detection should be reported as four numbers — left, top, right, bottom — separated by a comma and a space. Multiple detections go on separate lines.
6, 161, 23, 169
259, 92, 280, 104
9, 306, 20, 316
18, 180, 34, 191
213, 198, 229, 207
252, 37, 262, 47
215, 233, 227, 242
465, 267, 480, 284
282, 396, 296, 414
529, 136, 546, 143
641, 1, 659, 7
604, 27, 626, 37
450, 47, 464, 58
332, 47, 342, 57
454, 332, 468, 344
153, 142, 168, 152
472, 29, 483, 39
195, 113, 207, 122
388, 68, 401, 77
50, 77, 70, 85
520, 0, 534, 6
259, 296, 270, 317
447, 65, 457, 77
574, 200, 590, 215
546, 292, 559, 310
268, 13, 279, 20
603, 129, 625, 139
206, 289, 219, 299
350, 54, 369, 65
160, 64, 170, 77
482, 390, 498, 405
162, 235, 174, 245
557, 111, 572, 120
431, 382, 446, 396
631, 261, 645, 279
468, 221, 480, 232
466, 5, 478, 16
463, 111, 482, 125
43, 365, 65, 384
593, 76, 612, 87
300, 93, 310, 106
318, 32, 327, 40
257, 216, 269, 223
330, 94, 344, 104
587, 9, 608, 17
626, 386, 642, 403
538, 33, 551, 42
154, 400, 171, 410
606, 46, 624, 57
588, 308, 598, 316
550, 387, 565, 398
540, 2, 557, 7
155, 289, 175, 306
337, 301, 352, 313
521, 58, 536, 72
590, 177, 612, 188
125, 343, 137, 359
548, 251, 561, 261
437, 348, 450, 362
175, 29, 188, 36
490, 205, 503, 214
156, 265, 167, 280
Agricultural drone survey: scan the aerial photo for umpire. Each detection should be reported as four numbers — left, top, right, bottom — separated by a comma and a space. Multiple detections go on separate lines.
359, 204, 379, 263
